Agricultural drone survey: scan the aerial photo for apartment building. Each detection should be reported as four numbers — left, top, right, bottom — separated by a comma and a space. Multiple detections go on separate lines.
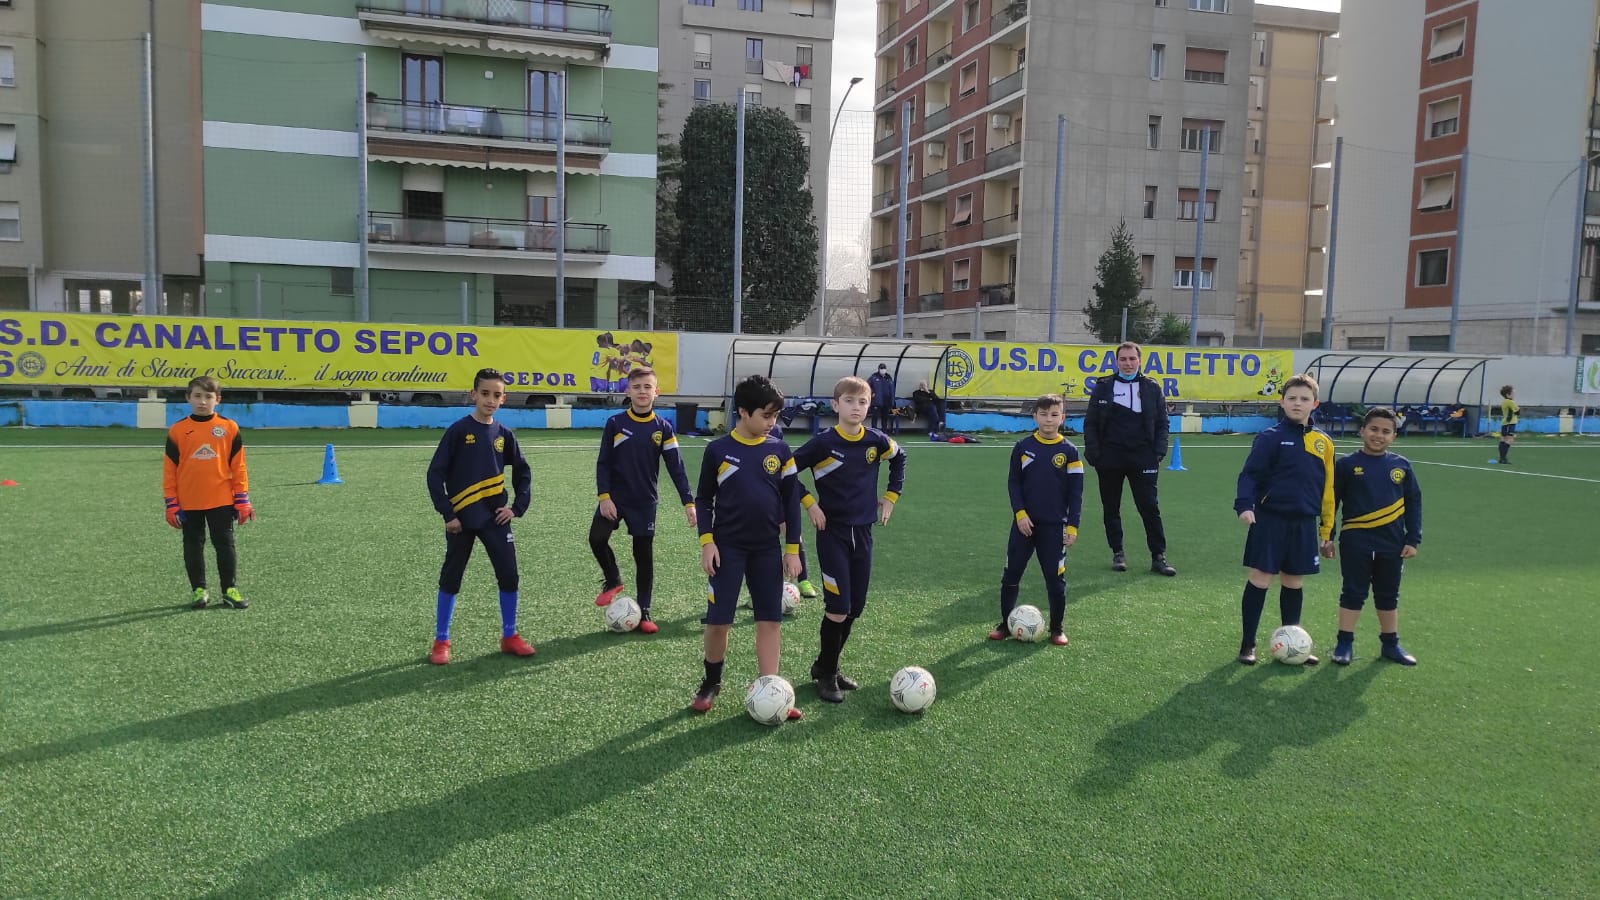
200, 0, 659, 327
657, 0, 836, 304
1331, 0, 1600, 354
1238, 5, 1337, 347
866, 0, 1253, 343
0, 0, 203, 314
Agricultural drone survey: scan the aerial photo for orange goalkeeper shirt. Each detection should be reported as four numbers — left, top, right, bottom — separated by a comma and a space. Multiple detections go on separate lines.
163, 413, 249, 511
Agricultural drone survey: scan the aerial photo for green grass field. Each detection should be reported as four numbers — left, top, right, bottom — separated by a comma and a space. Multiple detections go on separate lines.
1, 427, 1597, 898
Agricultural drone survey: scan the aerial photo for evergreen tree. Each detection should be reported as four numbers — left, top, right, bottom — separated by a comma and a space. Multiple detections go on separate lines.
1084, 220, 1158, 343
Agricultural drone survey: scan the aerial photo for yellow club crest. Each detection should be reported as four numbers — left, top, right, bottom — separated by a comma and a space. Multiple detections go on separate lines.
866, 447, 879, 464
1052, 453, 1067, 468
494, 435, 506, 452
1390, 467, 1406, 484
763, 454, 781, 474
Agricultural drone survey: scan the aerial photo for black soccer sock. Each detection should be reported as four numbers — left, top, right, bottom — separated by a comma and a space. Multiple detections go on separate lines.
1337, 629, 1355, 646
816, 618, 845, 676
797, 541, 810, 581
702, 658, 725, 686
1279, 587, 1304, 626
589, 515, 621, 588
999, 581, 1021, 630
1048, 592, 1066, 636
1379, 631, 1399, 647
1241, 583, 1268, 645
631, 535, 654, 610
1498, 441, 1509, 462
837, 616, 855, 651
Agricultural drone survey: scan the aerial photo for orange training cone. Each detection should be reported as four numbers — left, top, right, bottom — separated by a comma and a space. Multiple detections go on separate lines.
1, 479, 17, 487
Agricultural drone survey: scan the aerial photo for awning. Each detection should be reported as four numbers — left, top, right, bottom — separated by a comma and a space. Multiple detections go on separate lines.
366, 28, 479, 50
1417, 174, 1455, 211
369, 153, 602, 175
1428, 24, 1465, 61
485, 39, 601, 62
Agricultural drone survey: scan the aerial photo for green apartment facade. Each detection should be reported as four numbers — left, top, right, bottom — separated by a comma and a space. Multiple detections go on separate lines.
201, 0, 658, 327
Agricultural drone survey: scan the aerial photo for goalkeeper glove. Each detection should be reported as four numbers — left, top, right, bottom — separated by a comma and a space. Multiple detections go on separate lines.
165, 498, 183, 529
233, 492, 256, 524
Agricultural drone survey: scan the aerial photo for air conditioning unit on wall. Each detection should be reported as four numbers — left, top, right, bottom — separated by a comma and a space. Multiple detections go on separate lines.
990, 113, 1013, 131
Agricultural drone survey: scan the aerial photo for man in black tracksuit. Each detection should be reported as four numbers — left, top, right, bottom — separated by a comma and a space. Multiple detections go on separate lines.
1083, 341, 1177, 576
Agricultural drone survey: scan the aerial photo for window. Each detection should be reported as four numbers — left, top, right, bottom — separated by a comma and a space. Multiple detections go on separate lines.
1150, 44, 1165, 80
1416, 249, 1450, 286
794, 86, 812, 122
745, 84, 762, 106
694, 79, 712, 105
1252, 31, 1268, 66
796, 43, 813, 69
1250, 75, 1263, 109
689, 0, 712, 5
1155, 0, 1168, 6
1180, 119, 1223, 152
1143, 186, 1157, 219
1189, 0, 1228, 11
953, 193, 973, 226
0, 201, 16, 241
1177, 188, 1219, 221
957, 127, 976, 163
962, 0, 981, 32
1173, 256, 1216, 289
745, 37, 763, 70
738, 0, 764, 10
959, 62, 978, 97
953, 258, 971, 291
904, 38, 919, 69
1148, 115, 1161, 149
0, 47, 13, 88
694, 32, 712, 68
1417, 173, 1456, 212
1427, 97, 1460, 138
1184, 47, 1227, 83
1581, 333, 1600, 354
1347, 336, 1386, 350
1408, 334, 1450, 351
330, 268, 354, 297
1428, 20, 1466, 63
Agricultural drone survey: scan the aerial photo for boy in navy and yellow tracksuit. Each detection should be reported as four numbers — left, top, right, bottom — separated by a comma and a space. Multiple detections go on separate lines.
164, 376, 255, 610
425, 368, 534, 665
1233, 372, 1335, 665
1330, 407, 1422, 665
793, 375, 906, 703
992, 393, 1083, 646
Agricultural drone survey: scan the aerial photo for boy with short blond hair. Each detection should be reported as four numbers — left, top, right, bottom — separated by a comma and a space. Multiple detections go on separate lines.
164, 376, 254, 610
1233, 372, 1334, 665
992, 394, 1083, 646
792, 375, 907, 702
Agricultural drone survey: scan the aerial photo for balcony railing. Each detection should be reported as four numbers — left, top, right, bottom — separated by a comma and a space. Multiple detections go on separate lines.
874, 132, 901, 157
982, 215, 1020, 240
921, 169, 950, 193
988, 69, 1025, 103
745, 57, 765, 75
356, 0, 612, 38
991, 0, 1028, 32
877, 20, 899, 49
869, 299, 893, 318
367, 98, 611, 147
872, 189, 898, 211
915, 292, 945, 313
870, 244, 897, 265
979, 282, 1016, 306
877, 79, 899, 102
368, 213, 609, 254
985, 141, 1022, 171
927, 43, 954, 70
918, 232, 946, 253
924, 104, 951, 132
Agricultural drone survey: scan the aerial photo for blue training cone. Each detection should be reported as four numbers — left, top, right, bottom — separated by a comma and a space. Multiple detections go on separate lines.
317, 443, 344, 484
1167, 436, 1188, 471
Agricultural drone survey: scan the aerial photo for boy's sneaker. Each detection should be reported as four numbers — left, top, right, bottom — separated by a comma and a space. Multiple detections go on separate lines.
429, 639, 451, 665
638, 611, 659, 635
809, 661, 858, 691
1381, 643, 1418, 666
221, 588, 249, 610
796, 579, 819, 599
691, 681, 721, 713
988, 627, 1008, 641
1238, 643, 1257, 666
1150, 555, 1177, 577
815, 673, 844, 704
1332, 641, 1354, 665
1050, 633, 1070, 647
500, 634, 536, 656
595, 584, 625, 607
786, 707, 803, 721
1111, 552, 1128, 572
189, 588, 210, 610
1301, 654, 1320, 666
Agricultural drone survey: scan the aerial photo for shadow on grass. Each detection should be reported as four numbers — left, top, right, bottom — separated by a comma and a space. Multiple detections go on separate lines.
199, 711, 819, 898
0, 604, 189, 643
1074, 661, 1385, 794
0, 628, 625, 770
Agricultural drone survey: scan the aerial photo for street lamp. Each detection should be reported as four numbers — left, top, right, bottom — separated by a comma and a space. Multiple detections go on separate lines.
817, 75, 865, 337
1536, 150, 1600, 355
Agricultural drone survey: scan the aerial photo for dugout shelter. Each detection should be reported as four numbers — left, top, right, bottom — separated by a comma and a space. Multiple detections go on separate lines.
1307, 353, 1492, 436
723, 339, 954, 435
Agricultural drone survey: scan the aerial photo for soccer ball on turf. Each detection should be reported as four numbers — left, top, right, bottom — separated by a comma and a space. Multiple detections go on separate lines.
781, 582, 801, 616
1008, 604, 1045, 642
889, 666, 937, 713
604, 596, 642, 633
744, 675, 795, 726
1269, 624, 1314, 665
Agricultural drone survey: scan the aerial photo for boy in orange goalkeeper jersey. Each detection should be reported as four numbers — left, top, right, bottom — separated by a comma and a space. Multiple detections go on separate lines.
163, 376, 255, 610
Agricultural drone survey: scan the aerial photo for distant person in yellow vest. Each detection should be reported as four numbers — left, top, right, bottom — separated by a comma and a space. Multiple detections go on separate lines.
1493, 385, 1519, 465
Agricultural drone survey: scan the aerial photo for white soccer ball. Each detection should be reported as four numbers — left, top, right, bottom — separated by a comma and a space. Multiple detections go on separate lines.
744, 674, 795, 726
781, 582, 801, 616
1008, 604, 1045, 642
1269, 624, 1314, 665
889, 666, 937, 714
604, 596, 642, 633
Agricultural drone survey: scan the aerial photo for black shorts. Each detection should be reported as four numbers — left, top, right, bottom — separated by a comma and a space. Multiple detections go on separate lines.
1242, 511, 1321, 576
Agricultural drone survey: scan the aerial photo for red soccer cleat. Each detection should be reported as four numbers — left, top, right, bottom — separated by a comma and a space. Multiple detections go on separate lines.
1050, 633, 1070, 647
595, 584, 625, 607
500, 634, 536, 656
988, 628, 1008, 641
786, 707, 803, 721
638, 614, 659, 635
691, 682, 721, 713
429, 639, 450, 665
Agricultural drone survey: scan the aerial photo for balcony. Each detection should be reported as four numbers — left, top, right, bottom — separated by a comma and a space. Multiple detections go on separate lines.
982, 215, 1019, 241
979, 282, 1016, 306
924, 103, 951, 132
927, 43, 954, 71
356, 0, 611, 60
1588, 191, 1600, 218
877, 20, 899, 49
915, 292, 946, 313
984, 141, 1022, 171
918, 232, 946, 253
988, 69, 1024, 103
367, 213, 609, 257
874, 132, 901, 157
367, 98, 610, 161
877, 79, 900, 102
991, 0, 1028, 33
921, 168, 950, 193
872, 188, 898, 211
870, 243, 897, 265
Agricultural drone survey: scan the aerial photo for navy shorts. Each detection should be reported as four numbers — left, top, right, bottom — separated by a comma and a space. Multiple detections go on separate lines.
704, 542, 784, 625
816, 523, 874, 618
1338, 545, 1404, 609
1501, 423, 1517, 436
606, 502, 657, 537
1242, 511, 1321, 576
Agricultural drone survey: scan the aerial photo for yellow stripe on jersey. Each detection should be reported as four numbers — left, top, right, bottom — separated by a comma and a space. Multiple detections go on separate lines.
812, 458, 844, 479
613, 433, 627, 447
822, 574, 841, 595
452, 481, 507, 512
1344, 498, 1403, 526
782, 459, 798, 477
716, 460, 738, 485
450, 474, 505, 505
886, 438, 901, 458
1067, 460, 1084, 474
663, 437, 679, 451
1343, 507, 1404, 530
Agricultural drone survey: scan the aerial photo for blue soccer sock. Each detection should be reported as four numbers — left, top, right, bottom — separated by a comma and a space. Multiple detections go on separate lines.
1241, 583, 1268, 645
435, 591, 456, 641
498, 590, 518, 637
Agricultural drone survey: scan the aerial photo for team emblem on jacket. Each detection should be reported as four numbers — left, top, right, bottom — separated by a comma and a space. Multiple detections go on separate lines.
494, 436, 506, 452
1313, 438, 1328, 455
1052, 453, 1067, 468
866, 447, 879, 464
653, 431, 663, 445
1390, 467, 1406, 484
465, 433, 476, 445
763, 455, 781, 474
211, 426, 225, 437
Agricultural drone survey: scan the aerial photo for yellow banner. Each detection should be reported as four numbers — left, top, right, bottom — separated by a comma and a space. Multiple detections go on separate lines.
943, 342, 1297, 401
0, 313, 677, 394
